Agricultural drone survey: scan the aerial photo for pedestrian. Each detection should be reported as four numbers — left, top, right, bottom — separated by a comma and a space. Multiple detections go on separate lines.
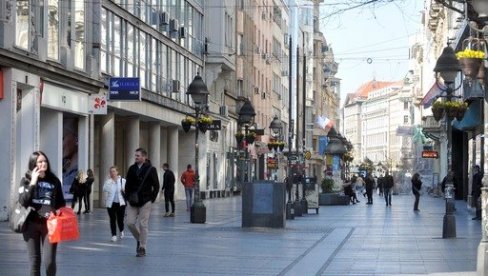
18, 151, 66, 276
70, 170, 87, 214
472, 165, 483, 220
125, 148, 160, 257
83, 169, 95, 214
384, 172, 394, 206
377, 174, 384, 197
365, 173, 375, 204
343, 179, 359, 204
354, 175, 366, 198
162, 163, 176, 217
180, 164, 196, 212
411, 172, 422, 211
103, 166, 126, 242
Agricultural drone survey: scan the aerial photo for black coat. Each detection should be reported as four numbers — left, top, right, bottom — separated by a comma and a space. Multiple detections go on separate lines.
125, 161, 160, 207
162, 169, 175, 193
412, 178, 422, 195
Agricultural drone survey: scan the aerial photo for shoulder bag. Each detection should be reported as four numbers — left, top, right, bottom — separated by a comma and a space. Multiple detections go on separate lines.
9, 200, 33, 233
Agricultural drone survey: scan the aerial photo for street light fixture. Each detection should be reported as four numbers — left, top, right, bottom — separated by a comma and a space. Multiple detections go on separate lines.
238, 100, 256, 182
472, 0, 488, 19
186, 73, 209, 224
433, 45, 462, 238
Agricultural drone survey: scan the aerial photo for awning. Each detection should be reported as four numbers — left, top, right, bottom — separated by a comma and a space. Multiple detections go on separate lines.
452, 99, 482, 131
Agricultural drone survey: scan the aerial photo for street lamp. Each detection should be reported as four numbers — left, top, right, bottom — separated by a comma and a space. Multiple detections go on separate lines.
238, 100, 256, 182
433, 45, 462, 238
186, 73, 209, 224
269, 116, 294, 219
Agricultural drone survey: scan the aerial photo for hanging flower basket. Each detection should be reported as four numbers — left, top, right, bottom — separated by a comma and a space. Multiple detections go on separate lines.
181, 116, 195, 133
278, 143, 285, 152
246, 132, 256, 144
459, 58, 483, 79
235, 133, 244, 145
267, 144, 273, 151
198, 123, 208, 133
432, 101, 445, 121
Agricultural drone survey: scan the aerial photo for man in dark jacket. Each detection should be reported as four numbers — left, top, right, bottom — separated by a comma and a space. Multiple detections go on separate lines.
162, 163, 176, 217
472, 165, 483, 220
365, 173, 375, 205
384, 172, 394, 206
125, 148, 160, 257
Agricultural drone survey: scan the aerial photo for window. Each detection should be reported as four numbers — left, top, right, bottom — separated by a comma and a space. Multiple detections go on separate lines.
48, 0, 59, 60
73, 0, 85, 69
15, 1, 29, 49
404, 101, 409, 110
404, 115, 409, 124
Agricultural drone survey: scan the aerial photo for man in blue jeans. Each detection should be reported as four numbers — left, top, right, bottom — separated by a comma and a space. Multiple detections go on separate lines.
180, 164, 196, 211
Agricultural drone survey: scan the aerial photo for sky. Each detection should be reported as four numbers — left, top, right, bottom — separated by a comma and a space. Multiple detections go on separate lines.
320, 0, 424, 105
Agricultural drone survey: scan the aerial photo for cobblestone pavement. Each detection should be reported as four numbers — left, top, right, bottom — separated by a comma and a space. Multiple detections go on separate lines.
0, 193, 482, 275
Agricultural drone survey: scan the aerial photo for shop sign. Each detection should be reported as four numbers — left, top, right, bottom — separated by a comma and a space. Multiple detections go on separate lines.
422, 150, 439, 159
88, 94, 107, 115
109, 77, 140, 100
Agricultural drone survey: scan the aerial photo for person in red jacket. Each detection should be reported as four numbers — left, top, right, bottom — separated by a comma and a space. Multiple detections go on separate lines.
180, 164, 196, 211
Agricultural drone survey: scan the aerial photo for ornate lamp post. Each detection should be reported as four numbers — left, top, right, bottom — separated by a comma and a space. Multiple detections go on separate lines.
433, 45, 462, 238
270, 116, 294, 219
186, 73, 209, 224
238, 100, 256, 183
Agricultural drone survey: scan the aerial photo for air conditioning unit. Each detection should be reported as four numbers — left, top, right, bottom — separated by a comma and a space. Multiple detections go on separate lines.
219, 105, 229, 116
159, 12, 169, 25
169, 19, 178, 32
172, 80, 180, 92
254, 87, 259, 94
281, 70, 288, 77
179, 26, 186, 38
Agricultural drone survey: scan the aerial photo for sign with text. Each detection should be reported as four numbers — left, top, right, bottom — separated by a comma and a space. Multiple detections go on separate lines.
207, 120, 221, 130
109, 77, 140, 100
422, 150, 439, 159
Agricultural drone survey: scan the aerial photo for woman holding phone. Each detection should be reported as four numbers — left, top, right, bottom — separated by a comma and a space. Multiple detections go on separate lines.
18, 151, 66, 276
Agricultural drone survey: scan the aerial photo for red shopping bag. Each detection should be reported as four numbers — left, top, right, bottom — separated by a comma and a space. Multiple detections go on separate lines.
47, 207, 80, 243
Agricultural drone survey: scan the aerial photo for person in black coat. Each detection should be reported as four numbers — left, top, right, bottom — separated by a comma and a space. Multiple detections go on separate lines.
19, 151, 66, 276
83, 169, 95, 214
384, 172, 394, 206
365, 173, 375, 204
472, 165, 483, 220
411, 172, 422, 211
124, 148, 160, 257
162, 163, 176, 217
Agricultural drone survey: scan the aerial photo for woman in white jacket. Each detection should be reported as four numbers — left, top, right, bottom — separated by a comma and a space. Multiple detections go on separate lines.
103, 166, 126, 242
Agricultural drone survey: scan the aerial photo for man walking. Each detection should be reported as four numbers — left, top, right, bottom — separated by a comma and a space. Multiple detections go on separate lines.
162, 163, 176, 217
384, 172, 394, 206
125, 148, 160, 257
180, 164, 196, 212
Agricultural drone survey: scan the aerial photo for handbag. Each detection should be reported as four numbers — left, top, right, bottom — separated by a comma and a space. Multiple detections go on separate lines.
128, 166, 153, 206
9, 201, 33, 233
47, 207, 80, 243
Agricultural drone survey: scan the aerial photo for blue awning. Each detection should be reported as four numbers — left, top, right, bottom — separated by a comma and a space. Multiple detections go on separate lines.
452, 99, 482, 131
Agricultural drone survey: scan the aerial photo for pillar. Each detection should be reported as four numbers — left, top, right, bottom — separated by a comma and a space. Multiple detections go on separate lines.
149, 122, 161, 183
126, 117, 140, 170
168, 127, 180, 198
100, 112, 115, 207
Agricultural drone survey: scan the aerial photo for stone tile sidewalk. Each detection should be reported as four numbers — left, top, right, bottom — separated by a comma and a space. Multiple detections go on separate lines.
0, 193, 482, 275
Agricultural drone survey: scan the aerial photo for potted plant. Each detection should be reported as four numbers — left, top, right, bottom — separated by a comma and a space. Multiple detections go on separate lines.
456, 49, 485, 79
246, 131, 256, 144
197, 115, 213, 133
444, 101, 465, 119
181, 116, 195, 133
432, 101, 445, 121
321, 177, 334, 193
267, 141, 278, 151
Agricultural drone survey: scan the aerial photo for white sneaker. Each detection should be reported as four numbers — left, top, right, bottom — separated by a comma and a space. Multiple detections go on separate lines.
119, 231, 124, 239
111, 235, 118, 242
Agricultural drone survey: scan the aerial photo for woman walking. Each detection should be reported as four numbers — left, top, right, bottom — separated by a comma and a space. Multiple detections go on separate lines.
83, 169, 95, 214
70, 170, 87, 214
19, 151, 66, 276
103, 166, 126, 242
412, 172, 422, 211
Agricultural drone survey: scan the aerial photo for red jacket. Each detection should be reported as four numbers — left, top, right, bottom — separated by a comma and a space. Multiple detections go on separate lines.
180, 169, 195, 188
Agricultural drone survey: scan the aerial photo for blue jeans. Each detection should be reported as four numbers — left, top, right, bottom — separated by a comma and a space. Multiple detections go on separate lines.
185, 188, 194, 210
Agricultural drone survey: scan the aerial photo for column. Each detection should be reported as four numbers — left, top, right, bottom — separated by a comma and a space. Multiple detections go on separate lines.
168, 127, 180, 198
100, 112, 115, 207
149, 122, 161, 180
126, 117, 140, 170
